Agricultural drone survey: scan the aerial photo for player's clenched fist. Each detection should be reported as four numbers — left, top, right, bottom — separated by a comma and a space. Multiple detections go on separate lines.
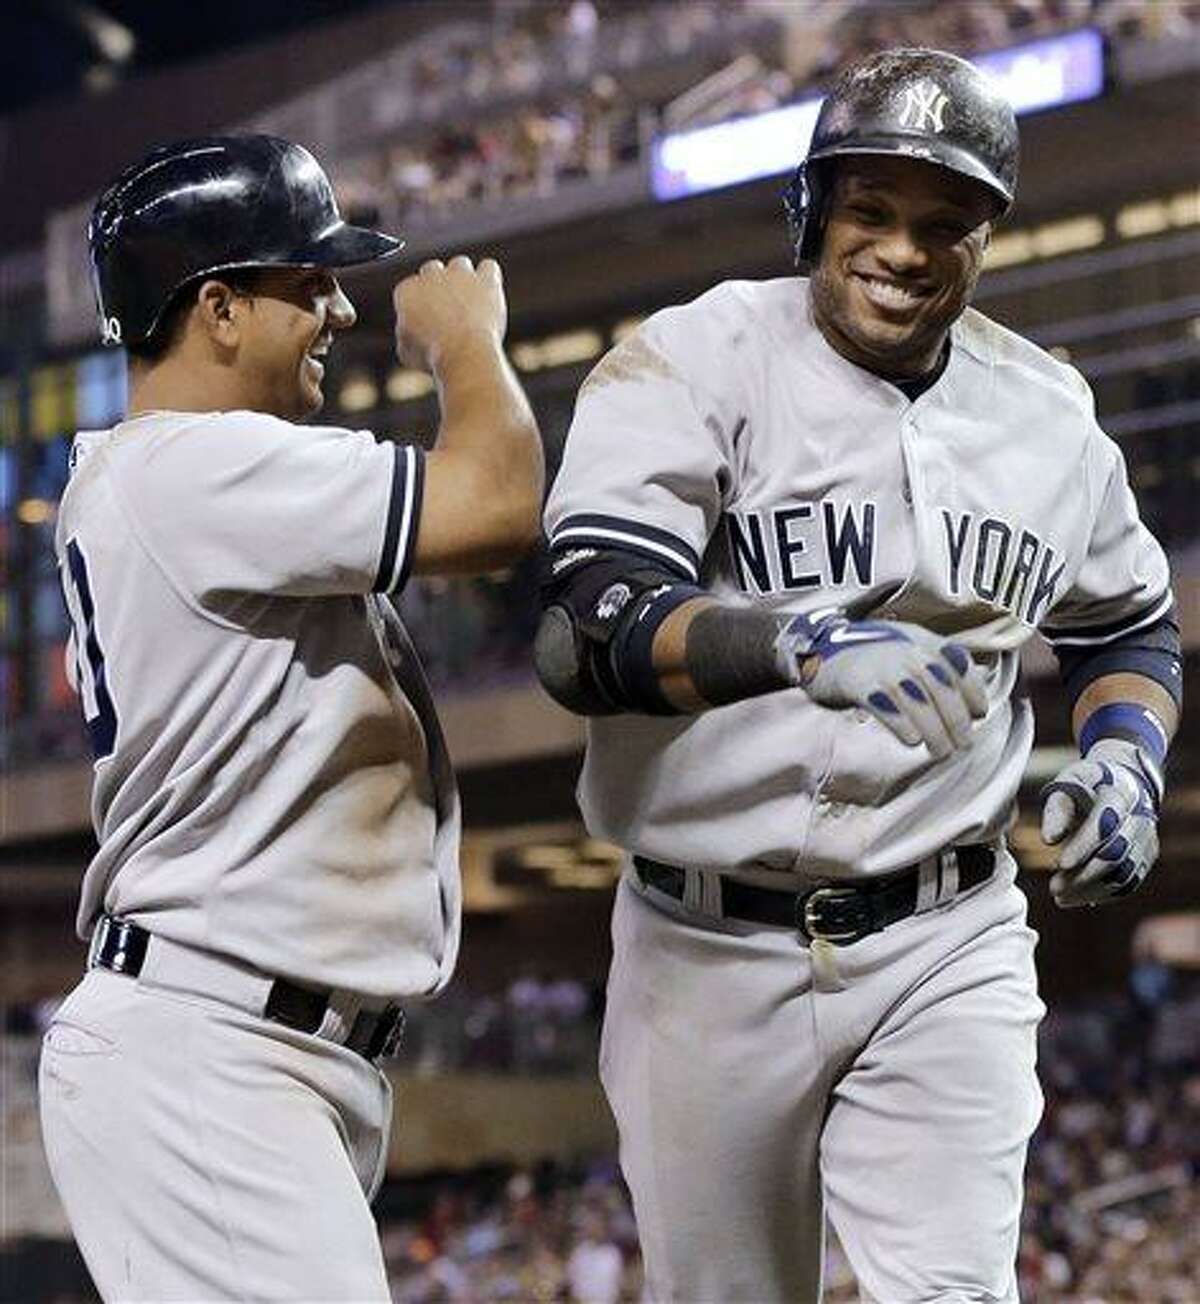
778, 613, 988, 759
393, 255, 507, 373
1040, 738, 1161, 907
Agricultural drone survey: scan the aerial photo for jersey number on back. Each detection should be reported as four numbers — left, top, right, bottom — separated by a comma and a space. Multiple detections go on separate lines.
63, 539, 118, 759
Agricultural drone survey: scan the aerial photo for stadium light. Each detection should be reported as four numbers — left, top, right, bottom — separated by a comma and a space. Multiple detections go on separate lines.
338, 371, 379, 413
1117, 201, 1170, 240
1030, 215, 1105, 258
386, 368, 435, 403
511, 330, 604, 372
17, 498, 55, 526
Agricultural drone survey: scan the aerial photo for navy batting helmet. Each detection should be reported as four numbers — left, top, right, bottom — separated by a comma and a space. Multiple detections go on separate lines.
783, 48, 1019, 271
89, 134, 404, 347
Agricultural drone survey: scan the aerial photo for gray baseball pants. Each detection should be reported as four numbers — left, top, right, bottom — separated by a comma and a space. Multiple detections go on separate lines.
39, 943, 393, 1302
600, 852, 1044, 1303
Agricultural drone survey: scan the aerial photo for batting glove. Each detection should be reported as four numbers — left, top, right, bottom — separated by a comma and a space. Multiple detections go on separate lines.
777, 614, 988, 759
1040, 737, 1161, 908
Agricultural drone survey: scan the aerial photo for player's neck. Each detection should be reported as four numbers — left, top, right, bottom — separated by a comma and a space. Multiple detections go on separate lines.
887, 340, 951, 399
128, 352, 257, 418
816, 315, 951, 389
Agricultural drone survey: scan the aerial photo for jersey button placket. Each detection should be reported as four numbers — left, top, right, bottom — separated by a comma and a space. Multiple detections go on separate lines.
900, 413, 915, 508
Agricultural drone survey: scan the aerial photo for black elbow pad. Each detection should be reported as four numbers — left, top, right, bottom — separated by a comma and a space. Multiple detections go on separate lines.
537, 545, 702, 715
534, 604, 622, 715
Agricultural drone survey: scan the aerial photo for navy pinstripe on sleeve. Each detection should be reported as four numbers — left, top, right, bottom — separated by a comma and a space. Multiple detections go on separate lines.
549, 513, 700, 582
374, 442, 425, 594
1041, 589, 1174, 648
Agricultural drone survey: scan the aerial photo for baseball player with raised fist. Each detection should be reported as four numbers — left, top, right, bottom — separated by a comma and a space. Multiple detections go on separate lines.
538, 49, 1180, 1303
39, 135, 542, 1301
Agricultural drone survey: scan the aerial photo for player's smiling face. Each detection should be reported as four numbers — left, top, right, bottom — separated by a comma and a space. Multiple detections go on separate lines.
809, 156, 995, 380
237, 267, 356, 418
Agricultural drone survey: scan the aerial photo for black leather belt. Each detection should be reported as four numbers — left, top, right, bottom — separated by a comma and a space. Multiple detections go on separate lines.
633, 845, 996, 946
89, 915, 405, 1062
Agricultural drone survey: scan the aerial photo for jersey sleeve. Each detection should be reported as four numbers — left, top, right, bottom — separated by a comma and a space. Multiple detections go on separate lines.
544, 305, 739, 582
119, 412, 424, 601
1041, 424, 1172, 650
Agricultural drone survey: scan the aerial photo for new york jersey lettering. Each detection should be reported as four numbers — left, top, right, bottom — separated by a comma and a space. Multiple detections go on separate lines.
940, 509, 1063, 625
727, 500, 876, 596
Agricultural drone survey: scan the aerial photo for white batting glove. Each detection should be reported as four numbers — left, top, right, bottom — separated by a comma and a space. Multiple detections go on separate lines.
1040, 738, 1161, 908
778, 614, 988, 759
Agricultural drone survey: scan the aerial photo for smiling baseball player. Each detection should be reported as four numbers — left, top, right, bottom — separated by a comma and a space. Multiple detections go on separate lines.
537, 50, 1181, 1303
39, 135, 542, 1301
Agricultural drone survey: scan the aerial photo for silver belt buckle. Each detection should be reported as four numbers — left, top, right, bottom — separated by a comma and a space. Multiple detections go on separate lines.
799, 885, 873, 945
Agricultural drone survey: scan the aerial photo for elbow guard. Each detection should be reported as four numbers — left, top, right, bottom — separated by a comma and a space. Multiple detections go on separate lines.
536, 548, 701, 715
535, 603, 622, 715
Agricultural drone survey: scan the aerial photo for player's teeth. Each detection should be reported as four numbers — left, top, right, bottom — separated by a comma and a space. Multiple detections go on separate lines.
861, 277, 921, 307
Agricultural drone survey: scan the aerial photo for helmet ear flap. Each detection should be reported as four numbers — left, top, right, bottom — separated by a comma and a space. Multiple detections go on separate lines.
781, 160, 829, 274
782, 163, 807, 267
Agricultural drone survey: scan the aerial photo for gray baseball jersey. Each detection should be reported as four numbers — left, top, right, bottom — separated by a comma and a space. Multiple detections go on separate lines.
546, 277, 1170, 880
56, 409, 461, 999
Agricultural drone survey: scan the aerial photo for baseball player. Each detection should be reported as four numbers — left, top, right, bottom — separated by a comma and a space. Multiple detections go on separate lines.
38, 135, 542, 1302
537, 49, 1181, 1303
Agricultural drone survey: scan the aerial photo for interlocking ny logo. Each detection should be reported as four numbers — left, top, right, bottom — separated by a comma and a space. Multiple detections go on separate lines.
898, 80, 949, 133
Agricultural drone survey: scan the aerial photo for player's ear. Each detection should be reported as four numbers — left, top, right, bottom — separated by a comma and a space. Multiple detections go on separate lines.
195, 277, 250, 348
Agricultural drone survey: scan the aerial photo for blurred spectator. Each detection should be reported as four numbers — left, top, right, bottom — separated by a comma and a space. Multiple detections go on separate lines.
563, 1, 600, 82
566, 1208, 624, 1303
507, 969, 593, 1074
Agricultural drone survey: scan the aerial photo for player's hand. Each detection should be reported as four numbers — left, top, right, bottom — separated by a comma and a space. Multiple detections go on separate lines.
1040, 738, 1161, 908
779, 614, 987, 759
393, 256, 507, 374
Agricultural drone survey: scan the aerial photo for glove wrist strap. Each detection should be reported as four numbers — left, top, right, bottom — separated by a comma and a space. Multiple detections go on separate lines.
1079, 701, 1168, 767
1081, 731, 1165, 810
775, 613, 840, 686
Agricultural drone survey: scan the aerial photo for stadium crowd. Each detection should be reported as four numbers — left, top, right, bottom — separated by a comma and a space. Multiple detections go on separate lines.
382, 1160, 638, 1303
330, 0, 774, 228
401, 970, 600, 1078
1017, 964, 1200, 1301
331, 0, 1200, 232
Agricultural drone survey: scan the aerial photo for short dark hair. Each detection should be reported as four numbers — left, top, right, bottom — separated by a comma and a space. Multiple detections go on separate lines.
125, 267, 266, 363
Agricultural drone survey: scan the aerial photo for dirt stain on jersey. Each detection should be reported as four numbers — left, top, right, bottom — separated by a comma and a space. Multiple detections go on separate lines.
580, 333, 678, 397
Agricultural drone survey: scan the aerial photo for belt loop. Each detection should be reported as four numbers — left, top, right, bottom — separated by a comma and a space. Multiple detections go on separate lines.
86, 917, 108, 969
698, 870, 724, 920
317, 990, 363, 1044
914, 860, 940, 914
938, 846, 960, 904
682, 868, 704, 914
